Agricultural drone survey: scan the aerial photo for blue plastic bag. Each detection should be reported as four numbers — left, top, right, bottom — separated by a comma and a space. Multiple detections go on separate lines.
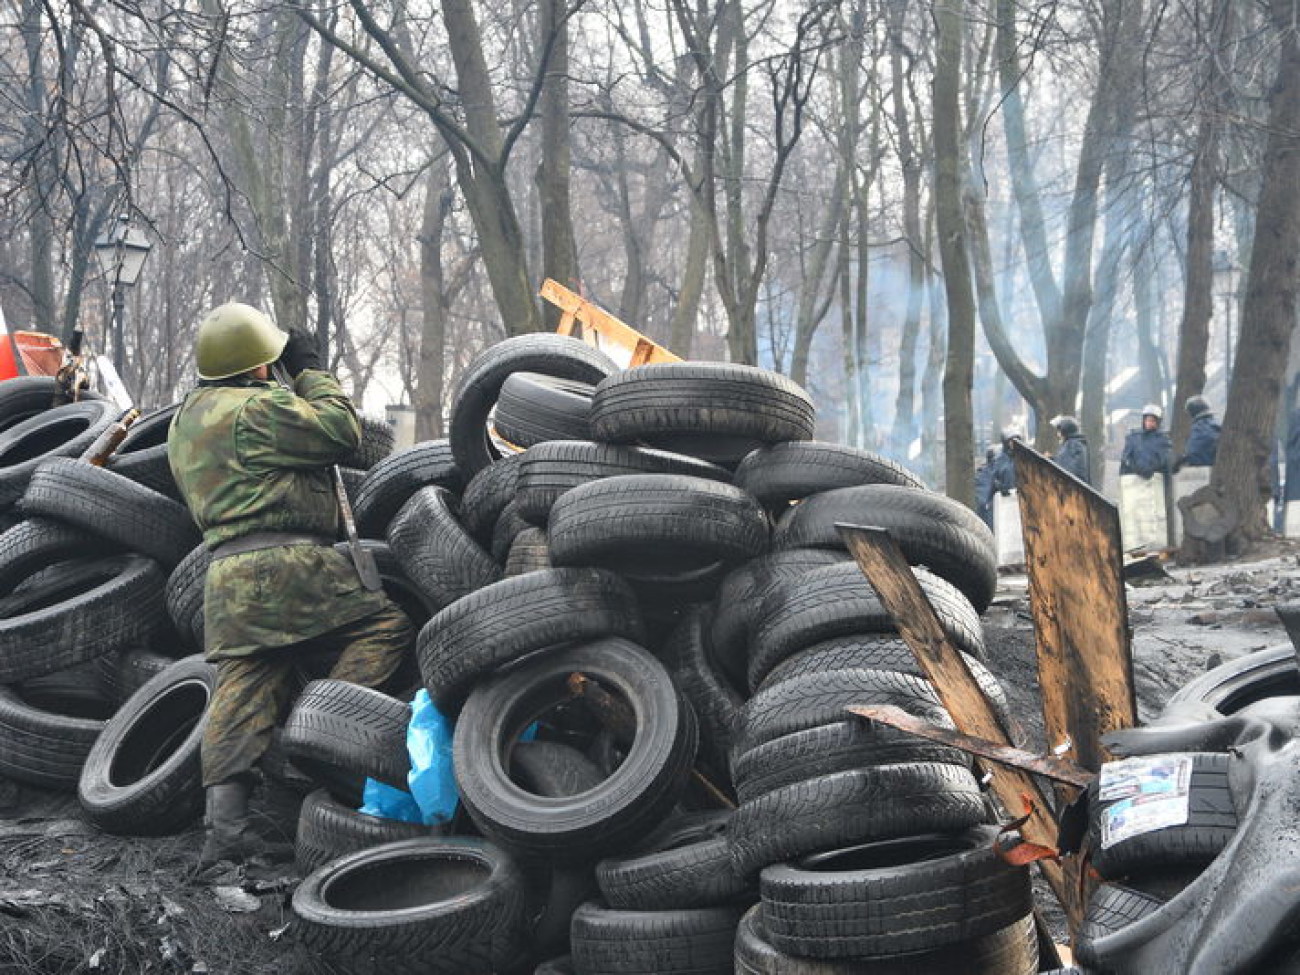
358, 778, 424, 824
358, 692, 538, 826
405, 689, 459, 825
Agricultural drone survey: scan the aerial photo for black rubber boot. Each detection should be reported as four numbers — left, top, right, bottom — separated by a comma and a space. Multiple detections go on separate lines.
198, 779, 292, 870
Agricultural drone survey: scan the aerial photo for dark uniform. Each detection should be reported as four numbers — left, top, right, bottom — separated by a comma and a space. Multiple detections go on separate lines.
1054, 434, 1090, 482
1120, 428, 1172, 479
1178, 413, 1221, 469
990, 445, 1017, 496
168, 369, 411, 788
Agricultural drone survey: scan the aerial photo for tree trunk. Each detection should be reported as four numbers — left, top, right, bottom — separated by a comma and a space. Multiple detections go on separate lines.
839, 207, 859, 446
1080, 141, 1141, 465
21, 0, 57, 333
537, 0, 578, 328
612, 125, 647, 329
922, 268, 948, 489
995, 0, 1061, 329
888, 0, 925, 457
790, 159, 847, 386
669, 183, 710, 358
1171, 0, 1233, 456
933, 0, 976, 506
851, 93, 879, 448
992, 0, 1143, 430
1195, 0, 1300, 557
440, 0, 540, 335
1133, 247, 1164, 407
1044, 0, 1143, 424
791, 19, 861, 387
720, 0, 755, 365
417, 157, 454, 440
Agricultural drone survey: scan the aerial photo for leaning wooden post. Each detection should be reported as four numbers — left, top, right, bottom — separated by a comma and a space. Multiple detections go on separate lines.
836, 523, 1083, 931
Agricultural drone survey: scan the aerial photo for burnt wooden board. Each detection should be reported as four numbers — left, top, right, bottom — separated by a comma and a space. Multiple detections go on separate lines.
1010, 439, 1136, 773
837, 523, 1083, 929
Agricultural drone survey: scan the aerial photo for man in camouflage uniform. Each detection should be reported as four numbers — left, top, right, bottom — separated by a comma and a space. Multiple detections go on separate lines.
168, 302, 412, 869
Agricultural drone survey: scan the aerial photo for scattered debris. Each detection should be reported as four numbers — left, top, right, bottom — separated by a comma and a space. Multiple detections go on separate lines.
212, 886, 261, 913
1124, 554, 1171, 583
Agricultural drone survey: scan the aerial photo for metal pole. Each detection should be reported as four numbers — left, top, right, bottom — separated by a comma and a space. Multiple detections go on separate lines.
111, 281, 125, 374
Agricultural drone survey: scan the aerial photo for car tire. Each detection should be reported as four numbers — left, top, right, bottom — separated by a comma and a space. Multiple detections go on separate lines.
570, 901, 745, 975
77, 655, 215, 835
353, 439, 463, 539
0, 554, 167, 683
386, 486, 499, 610
281, 680, 412, 805
1085, 752, 1236, 878
758, 826, 1032, 957
449, 334, 618, 477
734, 441, 926, 505
291, 837, 530, 973
22, 457, 201, 570
773, 484, 998, 613
494, 372, 595, 447
0, 685, 111, 790
589, 362, 815, 465
728, 764, 987, 877
731, 667, 954, 759
417, 568, 644, 712
453, 639, 697, 859
548, 474, 768, 574
516, 440, 730, 525
747, 562, 985, 691
0, 399, 119, 509
294, 788, 432, 875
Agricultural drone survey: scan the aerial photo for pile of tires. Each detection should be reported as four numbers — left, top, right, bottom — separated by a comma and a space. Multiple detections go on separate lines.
0, 378, 185, 799
0, 340, 1028, 975
272, 335, 1030, 975
0, 377, 397, 838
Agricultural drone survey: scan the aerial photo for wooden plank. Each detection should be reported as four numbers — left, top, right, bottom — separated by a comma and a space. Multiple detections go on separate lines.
540, 279, 681, 365
1010, 440, 1136, 773
847, 705, 1094, 788
836, 523, 1082, 929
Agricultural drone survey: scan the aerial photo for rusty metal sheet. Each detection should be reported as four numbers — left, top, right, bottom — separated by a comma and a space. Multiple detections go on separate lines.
847, 705, 1095, 788
836, 523, 1083, 929
1010, 439, 1136, 773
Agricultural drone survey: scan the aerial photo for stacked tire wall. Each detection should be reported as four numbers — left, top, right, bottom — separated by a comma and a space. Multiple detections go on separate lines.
0, 346, 1035, 975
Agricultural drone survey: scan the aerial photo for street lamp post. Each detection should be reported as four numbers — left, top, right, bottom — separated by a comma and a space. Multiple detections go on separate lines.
92, 215, 152, 373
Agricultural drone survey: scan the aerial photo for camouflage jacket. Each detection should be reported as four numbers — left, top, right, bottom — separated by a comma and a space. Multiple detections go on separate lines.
168, 369, 388, 658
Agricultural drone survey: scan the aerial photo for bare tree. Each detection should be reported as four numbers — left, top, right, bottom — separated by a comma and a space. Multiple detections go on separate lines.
1185, 0, 1300, 557
1170, 0, 1235, 456
984, 0, 1147, 443
932, 0, 975, 503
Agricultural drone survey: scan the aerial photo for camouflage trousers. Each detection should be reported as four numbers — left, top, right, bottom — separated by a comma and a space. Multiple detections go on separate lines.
201, 603, 414, 787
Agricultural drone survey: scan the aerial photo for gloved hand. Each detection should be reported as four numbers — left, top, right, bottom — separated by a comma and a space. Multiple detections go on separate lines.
279, 329, 322, 378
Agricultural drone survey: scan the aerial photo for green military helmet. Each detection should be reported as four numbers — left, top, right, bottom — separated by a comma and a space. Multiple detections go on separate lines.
195, 302, 289, 380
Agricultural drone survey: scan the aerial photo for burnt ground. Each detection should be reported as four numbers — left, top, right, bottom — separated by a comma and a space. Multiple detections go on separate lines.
0, 778, 329, 975
1, 539, 1297, 974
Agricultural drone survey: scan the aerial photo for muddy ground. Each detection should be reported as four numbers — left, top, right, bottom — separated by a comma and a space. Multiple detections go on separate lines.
1, 540, 1297, 975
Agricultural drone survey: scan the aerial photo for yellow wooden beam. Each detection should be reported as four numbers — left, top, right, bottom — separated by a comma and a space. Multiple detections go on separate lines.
540, 279, 682, 366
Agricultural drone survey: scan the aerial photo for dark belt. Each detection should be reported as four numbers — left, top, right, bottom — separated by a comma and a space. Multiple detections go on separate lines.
210, 532, 334, 560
